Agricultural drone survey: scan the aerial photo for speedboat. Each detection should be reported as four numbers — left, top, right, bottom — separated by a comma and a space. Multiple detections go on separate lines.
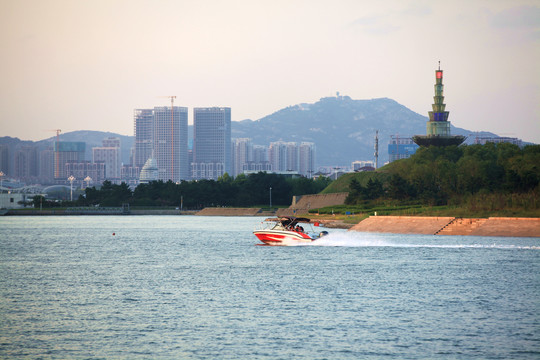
253, 216, 329, 246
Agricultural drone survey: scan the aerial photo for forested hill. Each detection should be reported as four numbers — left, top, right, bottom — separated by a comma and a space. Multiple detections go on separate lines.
323, 143, 540, 216
232, 96, 492, 166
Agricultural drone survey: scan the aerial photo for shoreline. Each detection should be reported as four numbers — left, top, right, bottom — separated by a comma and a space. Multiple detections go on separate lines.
3, 208, 539, 237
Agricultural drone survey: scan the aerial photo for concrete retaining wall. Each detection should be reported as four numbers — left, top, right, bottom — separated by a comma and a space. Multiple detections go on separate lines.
350, 216, 454, 235
470, 217, 540, 237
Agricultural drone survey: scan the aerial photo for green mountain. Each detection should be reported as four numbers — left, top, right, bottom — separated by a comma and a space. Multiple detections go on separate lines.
2, 96, 501, 170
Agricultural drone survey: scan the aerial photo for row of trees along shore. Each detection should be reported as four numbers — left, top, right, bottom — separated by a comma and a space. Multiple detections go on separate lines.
343, 143, 539, 214
32, 143, 538, 214
34, 172, 332, 209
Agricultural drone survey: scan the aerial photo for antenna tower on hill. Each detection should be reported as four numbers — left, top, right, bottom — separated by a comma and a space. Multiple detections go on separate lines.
374, 130, 379, 169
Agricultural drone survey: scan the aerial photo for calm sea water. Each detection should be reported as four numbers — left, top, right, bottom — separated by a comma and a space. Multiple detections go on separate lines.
0, 216, 538, 359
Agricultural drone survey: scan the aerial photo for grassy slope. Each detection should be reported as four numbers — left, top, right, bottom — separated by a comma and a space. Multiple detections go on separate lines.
320, 171, 390, 194
316, 167, 540, 219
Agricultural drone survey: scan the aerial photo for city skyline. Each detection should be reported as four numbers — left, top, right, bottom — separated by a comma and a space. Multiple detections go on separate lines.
0, 1, 538, 144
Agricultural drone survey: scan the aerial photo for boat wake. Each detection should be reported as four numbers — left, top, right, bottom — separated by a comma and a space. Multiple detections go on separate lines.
302, 232, 540, 250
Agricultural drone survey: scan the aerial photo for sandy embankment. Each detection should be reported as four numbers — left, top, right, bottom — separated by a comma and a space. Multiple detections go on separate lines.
350, 216, 540, 237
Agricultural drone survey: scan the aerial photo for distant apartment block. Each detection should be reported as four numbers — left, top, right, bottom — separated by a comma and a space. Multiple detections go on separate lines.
121, 165, 140, 186
102, 137, 121, 148
192, 107, 231, 180
232, 138, 252, 177
252, 145, 268, 164
269, 141, 315, 176
352, 160, 375, 172
231, 141, 270, 176
298, 142, 315, 177
242, 161, 272, 173
474, 136, 523, 147
153, 106, 189, 182
388, 135, 419, 162
65, 161, 105, 184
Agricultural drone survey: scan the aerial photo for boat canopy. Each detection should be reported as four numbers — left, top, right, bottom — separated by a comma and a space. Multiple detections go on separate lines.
264, 216, 311, 227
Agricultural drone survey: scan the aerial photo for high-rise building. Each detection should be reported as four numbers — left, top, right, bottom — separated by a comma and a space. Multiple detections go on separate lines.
285, 142, 299, 172
93, 137, 122, 180
252, 145, 269, 163
134, 109, 154, 168
153, 106, 189, 182
192, 107, 231, 180
39, 148, 54, 184
93, 147, 121, 180
14, 146, 38, 181
0, 145, 9, 176
299, 142, 315, 177
413, 63, 466, 147
54, 142, 86, 181
269, 141, 288, 172
232, 138, 252, 177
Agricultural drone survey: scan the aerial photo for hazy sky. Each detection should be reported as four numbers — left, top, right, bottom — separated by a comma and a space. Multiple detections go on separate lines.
1, 0, 539, 143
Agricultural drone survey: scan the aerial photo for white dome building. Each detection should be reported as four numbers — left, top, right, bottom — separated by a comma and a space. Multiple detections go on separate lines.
139, 156, 159, 184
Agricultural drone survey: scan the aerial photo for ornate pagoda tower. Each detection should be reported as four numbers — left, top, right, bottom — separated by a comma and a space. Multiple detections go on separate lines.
413, 62, 466, 147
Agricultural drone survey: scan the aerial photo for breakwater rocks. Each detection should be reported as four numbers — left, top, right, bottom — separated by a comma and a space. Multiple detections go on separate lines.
350, 216, 540, 237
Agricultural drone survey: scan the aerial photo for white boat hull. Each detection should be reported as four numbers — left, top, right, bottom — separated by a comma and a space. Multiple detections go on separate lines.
253, 229, 314, 246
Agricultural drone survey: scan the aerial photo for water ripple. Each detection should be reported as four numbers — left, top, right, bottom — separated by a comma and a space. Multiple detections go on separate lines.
0, 216, 538, 359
